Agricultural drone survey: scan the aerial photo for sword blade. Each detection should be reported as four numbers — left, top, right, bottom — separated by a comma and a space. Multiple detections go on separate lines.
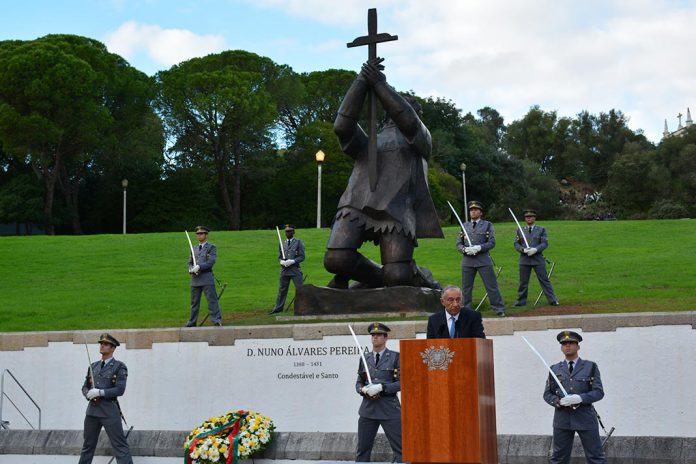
521, 336, 568, 397
508, 208, 531, 249
447, 201, 473, 247
83, 333, 96, 393
367, 91, 378, 192
185, 230, 197, 267
348, 325, 372, 385
276, 226, 286, 260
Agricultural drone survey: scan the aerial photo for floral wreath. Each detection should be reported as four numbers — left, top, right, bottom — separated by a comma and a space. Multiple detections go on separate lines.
184, 410, 275, 464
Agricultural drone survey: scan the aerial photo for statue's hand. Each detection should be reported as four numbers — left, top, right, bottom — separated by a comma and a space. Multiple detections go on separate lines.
361, 57, 386, 85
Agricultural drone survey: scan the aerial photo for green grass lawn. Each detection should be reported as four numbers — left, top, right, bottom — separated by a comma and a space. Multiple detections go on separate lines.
0, 219, 694, 332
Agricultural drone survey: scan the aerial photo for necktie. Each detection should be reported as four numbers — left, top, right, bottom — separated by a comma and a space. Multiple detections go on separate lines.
568, 361, 574, 374
100, 361, 105, 369
375, 353, 380, 365
198, 244, 202, 251
449, 316, 456, 338
528, 226, 532, 233
472, 221, 477, 229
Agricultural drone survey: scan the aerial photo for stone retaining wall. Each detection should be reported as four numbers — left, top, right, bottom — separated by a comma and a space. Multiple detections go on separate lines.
0, 430, 694, 463
1, 311, 693, 351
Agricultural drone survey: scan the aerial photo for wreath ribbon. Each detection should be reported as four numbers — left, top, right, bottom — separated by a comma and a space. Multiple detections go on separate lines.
185, 411, 248, 464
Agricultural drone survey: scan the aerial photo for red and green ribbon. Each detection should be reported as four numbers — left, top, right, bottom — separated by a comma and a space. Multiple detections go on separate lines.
184, 411, 249, 464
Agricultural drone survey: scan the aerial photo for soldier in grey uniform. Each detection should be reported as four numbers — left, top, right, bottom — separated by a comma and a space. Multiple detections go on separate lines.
79, 333, 133, 464
543, 331, 606, 464
324, 57, 443, 289
457, 201, 505, 316
269, 224, 305, 315
185, 226, 223, 327
513, 209, 559, 306
355, 323, 402, 462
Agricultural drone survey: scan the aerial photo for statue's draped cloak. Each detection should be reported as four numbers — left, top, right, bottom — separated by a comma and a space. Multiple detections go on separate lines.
336, 121, 444, 240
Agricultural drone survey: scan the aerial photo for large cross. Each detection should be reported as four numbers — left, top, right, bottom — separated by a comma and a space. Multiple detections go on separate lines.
347, 8, 398, 192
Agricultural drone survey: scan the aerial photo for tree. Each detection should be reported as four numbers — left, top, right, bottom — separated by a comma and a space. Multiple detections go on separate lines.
275, 69, 356, 146
0, 35, 161, 234
156, 50, 284, 230
605, 142, 669, 216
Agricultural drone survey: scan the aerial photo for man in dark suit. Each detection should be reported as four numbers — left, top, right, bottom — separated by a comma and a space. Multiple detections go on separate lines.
79, 333, 132, 464
543, 331, 606, 463
270, 224, 305, 315
513, 209, 559, 306
355, 322, 402, 462
185, 226, 223, 327
426, 285, 486, 339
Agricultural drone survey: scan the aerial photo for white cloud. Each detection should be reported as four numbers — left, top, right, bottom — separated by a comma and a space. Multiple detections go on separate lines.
105, 21, 226, 68
255, 0, 696, 141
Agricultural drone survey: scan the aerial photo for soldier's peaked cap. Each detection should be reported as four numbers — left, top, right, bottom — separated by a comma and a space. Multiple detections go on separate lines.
467, 200, 484, 211
98, 333, 120, 347
367, 322, 390, 335
284, 224, 296, 231
556, 330, 582, 344
524, 209, 537, 217
194, 225, 209, 234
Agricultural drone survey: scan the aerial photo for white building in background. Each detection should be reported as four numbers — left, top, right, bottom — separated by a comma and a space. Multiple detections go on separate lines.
663, 107, 693, 138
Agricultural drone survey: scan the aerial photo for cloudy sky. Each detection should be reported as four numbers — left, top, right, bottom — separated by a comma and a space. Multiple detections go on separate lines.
3, 0, 696, 142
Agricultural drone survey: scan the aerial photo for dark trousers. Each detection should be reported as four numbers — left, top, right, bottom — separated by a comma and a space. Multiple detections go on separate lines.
356, 416, 402, 462
188, 285, 222, 325
462, 265, 505, 313
551, 427, 606, 464
516, 262, 557, 304
272, 271, 303, 312
78, 414, 133, 464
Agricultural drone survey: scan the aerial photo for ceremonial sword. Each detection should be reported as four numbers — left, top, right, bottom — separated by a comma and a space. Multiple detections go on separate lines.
508, 208, 531, 249
185, 230, 197, 268
348, 325, 372, 385
83, 334, 97, 402
347, 8, 398, 192
276, 226, 286, 260
447, 201, 473, 247
521, 336, 568, 397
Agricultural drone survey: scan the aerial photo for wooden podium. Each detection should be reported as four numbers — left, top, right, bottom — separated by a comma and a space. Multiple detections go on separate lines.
400, 338, 497, 463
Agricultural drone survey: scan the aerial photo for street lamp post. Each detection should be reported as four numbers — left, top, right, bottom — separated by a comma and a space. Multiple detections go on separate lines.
315, 150, 325, 228
121, 179, 128, 234
460, 163, 468, 222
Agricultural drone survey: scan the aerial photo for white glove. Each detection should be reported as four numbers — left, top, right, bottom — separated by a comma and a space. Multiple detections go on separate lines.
360, 386, 369, 395
472, 245, 482, 254
280, 259, 288, 267
286, 259, 295, 266
191, 264, 200, 273
559, 394, 582, 406
526, 247, 538, 256
365, 383, 383, 397
523, 247, 530, 254
86, 388, 101, 400
464, 247, 474, 255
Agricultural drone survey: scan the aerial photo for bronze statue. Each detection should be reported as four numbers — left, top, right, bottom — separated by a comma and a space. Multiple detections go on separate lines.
323, 56, 444, 289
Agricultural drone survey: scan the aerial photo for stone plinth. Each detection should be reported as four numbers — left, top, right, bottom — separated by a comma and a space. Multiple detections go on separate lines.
294, 284, 442, 316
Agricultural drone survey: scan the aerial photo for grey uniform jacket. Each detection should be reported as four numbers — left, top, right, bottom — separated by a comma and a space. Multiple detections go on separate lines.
355, 348, 401, 420
82, 359, 128, 418
543, 358, 604, 430
457, 220, 496, 267
278, 239, 305, 276
189, 243, 217, 286
514, 225, 549, 266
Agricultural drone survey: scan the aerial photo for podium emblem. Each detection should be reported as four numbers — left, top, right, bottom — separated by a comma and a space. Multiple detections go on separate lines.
420, 346, 455, 371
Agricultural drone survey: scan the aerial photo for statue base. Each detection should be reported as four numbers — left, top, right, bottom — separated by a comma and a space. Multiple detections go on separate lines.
294, 284, 442, 316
